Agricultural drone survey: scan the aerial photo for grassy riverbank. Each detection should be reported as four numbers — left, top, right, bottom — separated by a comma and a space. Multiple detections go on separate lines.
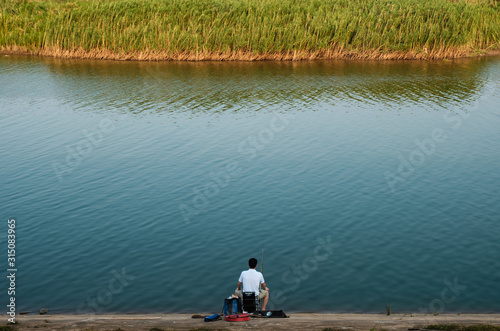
1, 0, 499, 61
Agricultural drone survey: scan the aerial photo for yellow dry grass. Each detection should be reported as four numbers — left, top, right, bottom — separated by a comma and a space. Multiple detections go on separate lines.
0, 45, 485, 61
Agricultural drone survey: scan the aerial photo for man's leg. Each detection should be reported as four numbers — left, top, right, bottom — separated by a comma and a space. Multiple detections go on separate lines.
235, 289, 243, 299
259, 289, 269, 310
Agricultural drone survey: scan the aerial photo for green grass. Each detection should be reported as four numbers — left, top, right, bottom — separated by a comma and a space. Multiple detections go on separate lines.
426, 324, 500, 331
0, 0, 499, 59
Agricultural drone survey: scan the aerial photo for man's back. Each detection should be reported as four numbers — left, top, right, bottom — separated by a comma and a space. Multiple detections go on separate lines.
235, 258, 269, 310
239, 268, 264, 296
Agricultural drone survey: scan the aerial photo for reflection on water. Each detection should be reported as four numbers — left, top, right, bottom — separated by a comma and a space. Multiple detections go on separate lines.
2, 56, 490, 116
0, 55, 499, 314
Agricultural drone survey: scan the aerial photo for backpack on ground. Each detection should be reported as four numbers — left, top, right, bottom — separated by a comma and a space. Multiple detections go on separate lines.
223, 297, 242, 316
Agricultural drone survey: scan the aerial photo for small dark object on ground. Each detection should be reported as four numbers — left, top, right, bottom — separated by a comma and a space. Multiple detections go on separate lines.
426, 325, 500, 331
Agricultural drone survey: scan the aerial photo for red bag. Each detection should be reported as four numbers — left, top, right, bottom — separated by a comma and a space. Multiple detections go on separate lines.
224, 313, 250, 322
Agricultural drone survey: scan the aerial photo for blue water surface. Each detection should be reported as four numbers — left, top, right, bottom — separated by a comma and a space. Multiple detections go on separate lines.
1, 55, 499, 314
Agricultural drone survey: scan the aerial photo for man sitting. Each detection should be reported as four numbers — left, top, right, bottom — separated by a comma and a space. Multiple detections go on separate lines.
235, 258, 269, 310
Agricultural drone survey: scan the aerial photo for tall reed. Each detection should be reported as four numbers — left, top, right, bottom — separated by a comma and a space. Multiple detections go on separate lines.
1, 0, 498, 60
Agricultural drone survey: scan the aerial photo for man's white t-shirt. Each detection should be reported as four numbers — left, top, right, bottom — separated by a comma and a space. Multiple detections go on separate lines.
238, 268, 265, 296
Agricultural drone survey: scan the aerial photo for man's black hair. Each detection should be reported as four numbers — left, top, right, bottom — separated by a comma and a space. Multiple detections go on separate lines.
248, 258, 258, 269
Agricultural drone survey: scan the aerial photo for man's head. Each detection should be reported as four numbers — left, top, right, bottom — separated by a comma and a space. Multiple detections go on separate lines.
248, 258, 258, 269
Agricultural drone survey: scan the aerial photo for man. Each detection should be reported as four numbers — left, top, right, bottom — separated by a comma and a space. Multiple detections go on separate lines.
235, 258, 269, 310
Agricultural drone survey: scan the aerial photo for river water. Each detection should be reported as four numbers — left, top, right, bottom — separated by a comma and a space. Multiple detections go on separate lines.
1, 55, 499, 314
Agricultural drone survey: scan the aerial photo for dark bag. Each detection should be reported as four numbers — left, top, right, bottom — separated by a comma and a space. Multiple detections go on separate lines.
223, 298, 242, 316
254, 310, 289, 318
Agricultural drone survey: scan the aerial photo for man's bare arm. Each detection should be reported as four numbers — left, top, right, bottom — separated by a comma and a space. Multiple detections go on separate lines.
237, 282, 242, 290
